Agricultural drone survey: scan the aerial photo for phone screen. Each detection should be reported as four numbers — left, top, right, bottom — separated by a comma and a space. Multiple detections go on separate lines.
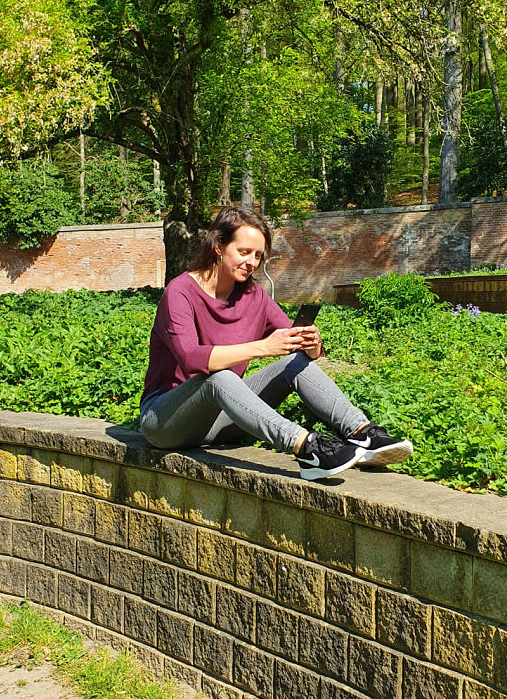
292, 303, 321, 327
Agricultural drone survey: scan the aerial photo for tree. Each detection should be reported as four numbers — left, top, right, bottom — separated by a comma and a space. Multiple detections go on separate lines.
0, 0, 109, 160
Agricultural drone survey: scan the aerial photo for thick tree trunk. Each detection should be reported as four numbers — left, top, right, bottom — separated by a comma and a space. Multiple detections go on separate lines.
219, 160, 231, 206
479, 24, 507, 150
375, 80, 384, 128
439, 0, 462, 204
405, 79, 416, 146
478, 40, 488, 90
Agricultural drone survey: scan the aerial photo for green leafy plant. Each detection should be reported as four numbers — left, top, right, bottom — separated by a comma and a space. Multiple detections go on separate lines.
357, 271, 439, 329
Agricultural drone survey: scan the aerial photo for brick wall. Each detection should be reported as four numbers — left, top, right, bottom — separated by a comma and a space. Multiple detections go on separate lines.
1, 410, 507, 699
1, 199, 507, 301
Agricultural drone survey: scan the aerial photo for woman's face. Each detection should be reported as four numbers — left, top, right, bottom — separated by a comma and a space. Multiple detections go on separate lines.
217, 225, 266, 283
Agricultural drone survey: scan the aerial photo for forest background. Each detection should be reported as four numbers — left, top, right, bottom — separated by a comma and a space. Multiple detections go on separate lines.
1, 0, 507, 253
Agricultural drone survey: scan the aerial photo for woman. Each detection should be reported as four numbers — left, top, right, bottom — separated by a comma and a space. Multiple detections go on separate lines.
140, 206, 412, 481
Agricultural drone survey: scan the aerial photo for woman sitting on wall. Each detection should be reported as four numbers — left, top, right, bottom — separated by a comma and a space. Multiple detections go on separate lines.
140, 206, 413, 481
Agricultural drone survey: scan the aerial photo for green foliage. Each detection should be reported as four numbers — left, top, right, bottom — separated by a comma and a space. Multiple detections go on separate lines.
357, 272, 439, 329
83, 154, 166, 224
1, 284, 507, 494
318, 121, 395, 211
0, 161, 79, 248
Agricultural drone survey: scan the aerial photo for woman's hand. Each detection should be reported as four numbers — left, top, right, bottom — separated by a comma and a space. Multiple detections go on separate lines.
261, 328, 307, 357
293, 325, 322, 360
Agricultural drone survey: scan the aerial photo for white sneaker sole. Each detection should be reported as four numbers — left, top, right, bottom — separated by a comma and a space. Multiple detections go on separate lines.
300, 447, 366, 481
358, 440, 413, 466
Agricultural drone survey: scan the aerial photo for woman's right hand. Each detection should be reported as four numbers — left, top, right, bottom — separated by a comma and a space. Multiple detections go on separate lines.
261, 328, 305, 357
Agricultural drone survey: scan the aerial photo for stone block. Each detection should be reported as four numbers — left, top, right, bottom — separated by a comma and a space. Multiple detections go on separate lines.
91, 584, 123, 632
321, 678, 368, 699
233, 642, 274, 698
26, 564, 57, 607
12, 522, 44, 563
32, 487, 63, 527
63, 493, 95, 536
0, 446, 17, 479
164, 657, 202, 692
95, 501, 128, 547
299, 616, 347, 681
433, 607, 495, 684
109, 549, 144, 595
178, 570, 215, 624
202, 676, 243, 699
0, 481, 31, 521
325, 570, 376, 638
411, 540, 473, 609
277, 554, 325, 617
58, 574, 90, 619
274, 659, 320, 699
160, 518, 197, 569
17, 449, 51, 484
355, 525, 410, 591
403, 657, 461, 699
376, 588, 432, 658
76, 539, 110, 584
464, 678, 507, 699
0, 557, 26, 596
198, 529, 235, 583
348, 636, 402, 699
305, 511, 354, 572
128, 509, 161, 558
473, 557, 507, 626
157, 610, 193, 662
224, 490, 263, 542
216, 585, 255, 642
124, 596, 157, 646
119, 466, 149, 509
84, 459, 117, 500
144, 559, 177, 609
256, 600, 298, 661
0, 520, 12, 555
51, 453, 85, 492
493, 626, 507, 691
262, 500, 305, 556
186, 480, 225, 530
236, 542, 277, 599
194, 624, 233, 682
148, 471, 185, 518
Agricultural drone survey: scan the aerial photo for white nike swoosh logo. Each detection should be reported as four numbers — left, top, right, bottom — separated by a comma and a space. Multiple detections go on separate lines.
350, 435, 371, 448
298, 454, 320, 467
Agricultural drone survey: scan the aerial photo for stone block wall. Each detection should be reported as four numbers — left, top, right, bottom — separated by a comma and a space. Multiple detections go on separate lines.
1, 199, 507, 302
1, 410, 507, 699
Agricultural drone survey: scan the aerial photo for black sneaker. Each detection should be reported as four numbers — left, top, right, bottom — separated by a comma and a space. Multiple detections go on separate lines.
297, 432, 366, 481
348, 423, 413, 466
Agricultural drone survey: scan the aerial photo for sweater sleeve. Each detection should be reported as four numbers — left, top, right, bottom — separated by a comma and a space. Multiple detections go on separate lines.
157, 287, 213, 376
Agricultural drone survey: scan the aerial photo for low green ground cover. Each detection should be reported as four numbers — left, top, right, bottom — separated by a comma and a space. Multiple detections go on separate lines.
0, 275, 506, 494
0, 602, 185, 699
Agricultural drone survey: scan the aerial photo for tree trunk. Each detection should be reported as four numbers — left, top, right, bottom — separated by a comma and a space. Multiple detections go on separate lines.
119, 146, 129, 218
421, 91, 431, 204
375, 80, 384, 128
241, 9, 254, 210
479, 24, 507, 150
79, 131, 85, 219
415, 85, 423, 145
405, 79, 416, 146
219, 160, 231, 206
439, 0, 463, 204
478, 39, 487, 90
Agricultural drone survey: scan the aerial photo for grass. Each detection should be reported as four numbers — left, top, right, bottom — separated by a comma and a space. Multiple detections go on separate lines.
0, 601, 191, 699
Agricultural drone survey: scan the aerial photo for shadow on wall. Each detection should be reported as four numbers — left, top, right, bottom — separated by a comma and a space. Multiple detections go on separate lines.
0, 237, 56, 282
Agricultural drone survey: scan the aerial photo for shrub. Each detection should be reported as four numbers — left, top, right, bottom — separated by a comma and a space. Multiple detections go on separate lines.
0, 161, 79, 248
357, 271, 439, 329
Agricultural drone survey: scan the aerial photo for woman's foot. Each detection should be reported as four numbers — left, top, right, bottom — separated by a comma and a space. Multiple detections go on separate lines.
297, 432, 366, 481
347, 423, 413, 466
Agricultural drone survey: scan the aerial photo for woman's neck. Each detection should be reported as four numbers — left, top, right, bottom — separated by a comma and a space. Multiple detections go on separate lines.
189, 270, 234, 300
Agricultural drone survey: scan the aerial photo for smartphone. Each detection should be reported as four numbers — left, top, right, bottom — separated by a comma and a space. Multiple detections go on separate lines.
292, 303, 321, 327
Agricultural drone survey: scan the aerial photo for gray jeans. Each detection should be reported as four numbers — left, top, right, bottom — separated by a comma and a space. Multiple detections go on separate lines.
140, 352, 368, 453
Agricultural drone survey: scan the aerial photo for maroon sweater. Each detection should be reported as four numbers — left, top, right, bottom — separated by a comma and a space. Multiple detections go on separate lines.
141, 272, 291, 401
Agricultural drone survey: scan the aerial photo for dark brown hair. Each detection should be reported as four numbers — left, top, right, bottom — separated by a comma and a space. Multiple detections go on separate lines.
189, 207, 272, 288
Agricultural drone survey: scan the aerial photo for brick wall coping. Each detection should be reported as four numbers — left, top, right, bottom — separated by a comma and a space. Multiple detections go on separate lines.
58, 221, 163, 233
1, 409, 506, 564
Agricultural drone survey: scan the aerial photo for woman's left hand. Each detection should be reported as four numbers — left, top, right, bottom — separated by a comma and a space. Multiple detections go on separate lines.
295, 325, 322, 360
